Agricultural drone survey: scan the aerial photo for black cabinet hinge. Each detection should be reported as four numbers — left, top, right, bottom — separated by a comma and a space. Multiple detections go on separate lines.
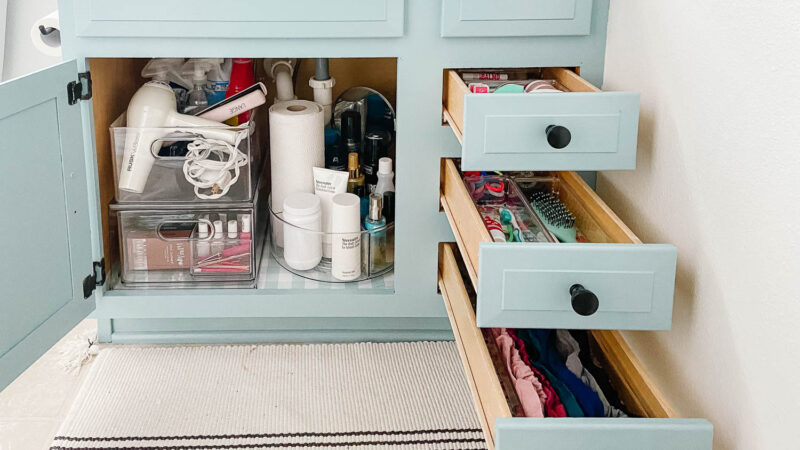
82, 258, 106, 299
67, 71, 92, 105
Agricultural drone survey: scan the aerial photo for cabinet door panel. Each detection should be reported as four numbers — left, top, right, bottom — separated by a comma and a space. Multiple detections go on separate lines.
0, 60, 94, 391
72, 0, 405, 38
442, 0, 593, 37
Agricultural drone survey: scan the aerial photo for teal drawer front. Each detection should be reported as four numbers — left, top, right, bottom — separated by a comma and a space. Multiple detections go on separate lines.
461, 92, 640, 171
495, 418, 713, 450
72, 0, 404, 38
441, 0, 594, 37
476, 243, 677, 330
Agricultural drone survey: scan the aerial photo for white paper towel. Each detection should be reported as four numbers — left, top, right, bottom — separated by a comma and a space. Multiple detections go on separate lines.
269, 100, 325, 246
30, 10, 61, 57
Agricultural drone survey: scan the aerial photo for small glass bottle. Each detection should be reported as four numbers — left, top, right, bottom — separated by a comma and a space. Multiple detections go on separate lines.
354, 185, 369, 222
347, 152, 365, 193
364, 193, 388, 274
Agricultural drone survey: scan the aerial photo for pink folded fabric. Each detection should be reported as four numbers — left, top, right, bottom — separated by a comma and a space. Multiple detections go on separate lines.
507, 329, 568, 418
491, 329, 545, 418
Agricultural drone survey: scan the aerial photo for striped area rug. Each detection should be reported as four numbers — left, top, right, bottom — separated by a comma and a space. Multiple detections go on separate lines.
51, 342, 486, 449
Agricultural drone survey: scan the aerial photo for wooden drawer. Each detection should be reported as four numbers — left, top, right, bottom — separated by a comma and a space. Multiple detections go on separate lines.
70, 0, 405, 38
440, 159, 677, 330
441, 0, 594, 37
443, 69, 640, 171
438, 243, 713, 450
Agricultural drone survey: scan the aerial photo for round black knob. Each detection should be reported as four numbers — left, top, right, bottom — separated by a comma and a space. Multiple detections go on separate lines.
546, 125, 571, 149
570, 284, 599, 316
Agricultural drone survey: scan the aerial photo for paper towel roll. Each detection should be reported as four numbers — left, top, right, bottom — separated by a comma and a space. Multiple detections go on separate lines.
269, 100, 325, 245
31, 11, 61, 57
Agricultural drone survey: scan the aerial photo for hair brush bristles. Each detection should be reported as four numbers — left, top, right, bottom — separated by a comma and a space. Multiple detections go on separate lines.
530, 191, 577, 243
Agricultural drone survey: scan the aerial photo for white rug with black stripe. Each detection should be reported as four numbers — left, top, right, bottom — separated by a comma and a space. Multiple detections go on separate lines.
51, 342, 486, 449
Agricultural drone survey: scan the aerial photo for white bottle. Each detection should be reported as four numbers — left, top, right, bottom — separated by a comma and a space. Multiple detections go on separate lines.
374, 157, 395, 196
196, 221, 210, 259
331, 193, 362, 281
211, 220, 225, 255
283, 193, 323, 271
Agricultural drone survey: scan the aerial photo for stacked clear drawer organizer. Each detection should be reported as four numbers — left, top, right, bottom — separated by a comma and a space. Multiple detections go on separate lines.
109, 112, 266, 288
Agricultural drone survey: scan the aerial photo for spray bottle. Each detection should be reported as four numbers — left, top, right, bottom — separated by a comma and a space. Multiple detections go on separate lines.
205, 58, 231, 106
181, 59, 215, 114
141, 58, 191, 110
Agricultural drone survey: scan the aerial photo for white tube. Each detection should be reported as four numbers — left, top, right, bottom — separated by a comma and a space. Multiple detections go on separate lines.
313, 167, 349, 259
271, 60, 295, 103
309, 77, 336, 124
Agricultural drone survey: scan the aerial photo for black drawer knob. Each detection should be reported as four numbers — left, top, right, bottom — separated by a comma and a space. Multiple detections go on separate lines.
570, 284, 599, 316
546, 125, 571, 149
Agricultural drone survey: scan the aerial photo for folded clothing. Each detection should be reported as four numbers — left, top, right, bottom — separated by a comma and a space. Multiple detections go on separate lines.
506, 329, 567, 418
490, 328, 545, 418
517, 329, 605, 417
554, 329, 628, 418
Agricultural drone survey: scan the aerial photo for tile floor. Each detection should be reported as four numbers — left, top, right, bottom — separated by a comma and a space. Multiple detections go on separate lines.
0, 320, 98, 450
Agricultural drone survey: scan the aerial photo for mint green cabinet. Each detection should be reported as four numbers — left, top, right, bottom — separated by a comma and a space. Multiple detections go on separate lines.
69, 0, 405, 38
442, 0, 594, 37
495, 418, 713, 449
0, 60, 96, 391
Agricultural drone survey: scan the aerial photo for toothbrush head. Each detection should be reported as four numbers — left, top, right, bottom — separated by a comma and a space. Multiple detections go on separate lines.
530, 191, 577, 243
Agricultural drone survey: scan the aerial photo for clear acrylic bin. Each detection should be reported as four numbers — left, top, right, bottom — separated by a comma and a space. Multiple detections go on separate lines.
111, 203, 265, 287
268, 196, 394, 283
462, 172, 556, 244
109, 112, 263, 203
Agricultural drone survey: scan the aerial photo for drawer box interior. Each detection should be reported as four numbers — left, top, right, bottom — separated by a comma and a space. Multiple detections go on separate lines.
438, 243, 711, 450
442, 67, 598, 144
88, 57, 398, 290
439, 158, 677, 330
441, 68, 640, 171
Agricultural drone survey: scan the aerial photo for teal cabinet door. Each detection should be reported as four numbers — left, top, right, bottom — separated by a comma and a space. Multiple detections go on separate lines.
69, 0, 405, 38
441, 0, 594, 37
461, 91, 640, 171
476, 243, 677, 330
495, 418, 713, 450
0, 60, 95, 391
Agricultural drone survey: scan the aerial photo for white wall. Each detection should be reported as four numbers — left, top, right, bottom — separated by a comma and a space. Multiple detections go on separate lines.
1, 0, 59, 81
601, 1, 800, 448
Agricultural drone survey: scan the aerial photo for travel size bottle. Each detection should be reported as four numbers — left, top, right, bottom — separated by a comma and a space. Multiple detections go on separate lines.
375, 157, 395, 196
347, 152, 365, 193
364, 193, 388, 274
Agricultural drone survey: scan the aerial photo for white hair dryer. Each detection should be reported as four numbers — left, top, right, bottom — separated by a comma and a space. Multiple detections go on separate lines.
119, 81, 242, 193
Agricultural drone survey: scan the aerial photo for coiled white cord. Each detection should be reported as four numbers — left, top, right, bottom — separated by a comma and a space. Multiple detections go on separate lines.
183, 132, 249, 200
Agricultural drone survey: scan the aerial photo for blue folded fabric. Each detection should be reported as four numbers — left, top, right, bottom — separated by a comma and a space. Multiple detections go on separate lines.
517, 329, 605, 417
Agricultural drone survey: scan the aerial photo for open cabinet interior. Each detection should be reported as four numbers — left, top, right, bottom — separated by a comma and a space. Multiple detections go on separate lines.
88, 57, 398, 291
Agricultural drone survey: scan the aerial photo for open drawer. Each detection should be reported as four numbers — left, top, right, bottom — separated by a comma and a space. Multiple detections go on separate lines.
440, 159, 677, 330
439, 243, 713, 450
443, 68, 640, 171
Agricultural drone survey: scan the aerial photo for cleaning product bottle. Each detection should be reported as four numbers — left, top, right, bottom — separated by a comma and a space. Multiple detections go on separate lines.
225, 58, 255, 125
181, 59, 214, 114
205, 58, 230, 106
141, 58, 191, 110
374, 157, 394, 196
